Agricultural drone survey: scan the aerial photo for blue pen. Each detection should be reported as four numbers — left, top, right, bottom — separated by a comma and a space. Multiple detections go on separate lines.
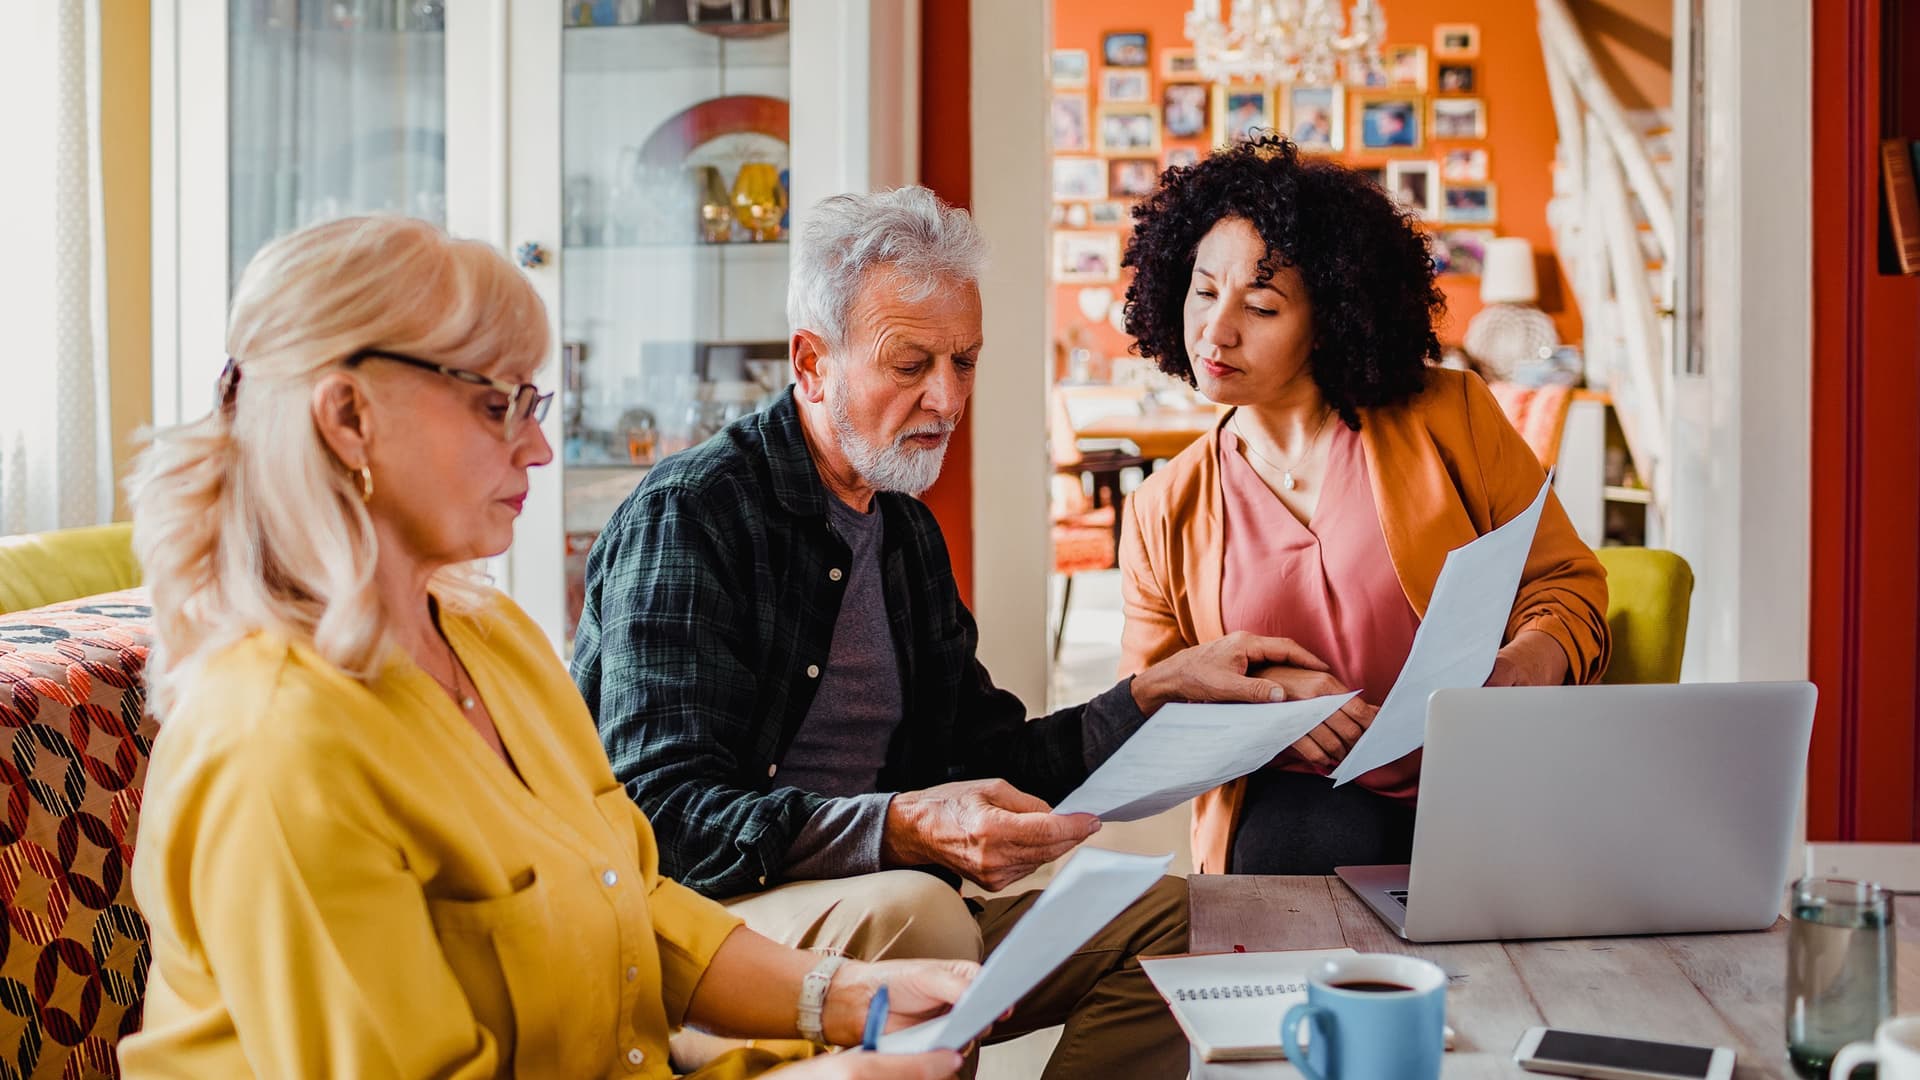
861, 983, 890, 1051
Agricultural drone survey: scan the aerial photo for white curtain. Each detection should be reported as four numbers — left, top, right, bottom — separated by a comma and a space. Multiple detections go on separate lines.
0, 0, 113, 535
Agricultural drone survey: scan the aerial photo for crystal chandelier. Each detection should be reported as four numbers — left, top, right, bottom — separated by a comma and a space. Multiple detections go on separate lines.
1186, 0, 1389, 87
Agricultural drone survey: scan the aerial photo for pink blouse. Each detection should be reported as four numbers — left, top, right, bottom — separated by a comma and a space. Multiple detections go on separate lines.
1219, 420, 1424, 799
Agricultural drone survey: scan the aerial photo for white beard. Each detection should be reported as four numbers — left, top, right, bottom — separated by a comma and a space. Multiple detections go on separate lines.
829, 390, 954, 497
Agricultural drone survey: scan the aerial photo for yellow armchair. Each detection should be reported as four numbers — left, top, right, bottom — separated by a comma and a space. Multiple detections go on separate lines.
0, 522, 141, 614
1595, 546, 1694, 684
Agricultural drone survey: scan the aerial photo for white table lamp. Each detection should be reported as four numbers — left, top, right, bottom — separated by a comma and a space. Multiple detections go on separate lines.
1464, 238, 1558, 379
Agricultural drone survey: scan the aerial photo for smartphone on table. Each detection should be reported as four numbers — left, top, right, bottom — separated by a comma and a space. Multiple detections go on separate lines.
1513, 1027, 1736, 1080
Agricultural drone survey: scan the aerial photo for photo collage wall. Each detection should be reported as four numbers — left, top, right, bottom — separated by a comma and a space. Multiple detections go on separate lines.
1051, 22, 1499, 286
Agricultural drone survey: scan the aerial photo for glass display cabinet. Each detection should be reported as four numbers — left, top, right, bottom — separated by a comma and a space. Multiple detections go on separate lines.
155, 0, 919, 648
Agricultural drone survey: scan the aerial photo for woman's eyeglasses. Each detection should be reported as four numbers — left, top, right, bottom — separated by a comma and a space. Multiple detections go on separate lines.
347, 350, 553, 441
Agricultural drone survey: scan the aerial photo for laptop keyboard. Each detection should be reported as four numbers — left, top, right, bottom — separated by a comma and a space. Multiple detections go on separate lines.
1387, 889, 1410, 908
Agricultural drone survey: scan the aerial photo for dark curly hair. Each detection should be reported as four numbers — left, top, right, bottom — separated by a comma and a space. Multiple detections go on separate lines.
1122, 135, 1444, 429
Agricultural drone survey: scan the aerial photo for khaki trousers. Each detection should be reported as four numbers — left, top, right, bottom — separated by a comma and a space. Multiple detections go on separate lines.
714, 870, 1191, 1080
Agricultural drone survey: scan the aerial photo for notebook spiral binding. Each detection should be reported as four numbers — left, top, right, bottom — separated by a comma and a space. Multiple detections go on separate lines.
1174, 982, 1309, 1001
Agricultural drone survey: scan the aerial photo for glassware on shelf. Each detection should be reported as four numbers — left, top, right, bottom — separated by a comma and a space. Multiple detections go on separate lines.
693, 166, 734, 244
609, 148, 648, 246
564, 174, 603, 247
730, 162, 786, 242
618, 407, 658, 465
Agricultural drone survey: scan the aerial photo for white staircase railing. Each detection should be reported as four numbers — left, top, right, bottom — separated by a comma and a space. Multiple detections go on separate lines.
1536, 0, 1673, 517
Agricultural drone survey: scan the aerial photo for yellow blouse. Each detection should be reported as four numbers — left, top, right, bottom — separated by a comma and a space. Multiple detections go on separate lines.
121, 591, 781, 1079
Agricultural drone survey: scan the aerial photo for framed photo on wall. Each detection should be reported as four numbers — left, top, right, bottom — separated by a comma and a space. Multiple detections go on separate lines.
1432, 97, 1487, 139
1053, 157, 1109, 201
1097, 105, 1162, 154
1103, 31, 1150, 68
1441, 182, 1498, 224
1283, 85, 1344, 152
1434, 23, 1481, 59
1165, 146, 1202, 169
1442, 147, 1490, 181
1108, 157, 1161, 198
1385, 160, 1440, 219
1213, 84, 1276, 144
1055, 231, 1123, 282
1161, 48, 1199, 77
1437, 63, 1476, 92
1052, 49, 1090, 89
1433, 227, 1497, 275
1385, 45, 1428, 90
1088, 200, 1130, 227
1100, 69, 1151, 103
1162, 83, 1209, 140
1353, 92, 1425, 151
1051, 94, 1091, 153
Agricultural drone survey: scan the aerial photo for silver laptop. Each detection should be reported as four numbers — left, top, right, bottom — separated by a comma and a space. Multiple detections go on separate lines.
1337, 682, 1815, 943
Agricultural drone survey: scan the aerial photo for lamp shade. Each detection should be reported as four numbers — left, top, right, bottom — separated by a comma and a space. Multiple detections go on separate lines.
1478, 238, 1539, 305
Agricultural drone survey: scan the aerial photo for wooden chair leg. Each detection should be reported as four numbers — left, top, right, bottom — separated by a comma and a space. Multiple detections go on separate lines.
1052, 574, 1075, 661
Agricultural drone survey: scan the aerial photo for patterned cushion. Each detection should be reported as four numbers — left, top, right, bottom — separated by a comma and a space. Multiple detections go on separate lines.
0, 591, 153, 1079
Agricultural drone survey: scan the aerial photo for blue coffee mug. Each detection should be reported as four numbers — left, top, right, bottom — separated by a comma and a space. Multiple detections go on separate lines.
1280, 953, 1448, 1080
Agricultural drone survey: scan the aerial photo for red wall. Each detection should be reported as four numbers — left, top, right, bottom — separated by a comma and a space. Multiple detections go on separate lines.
918, 0, 975, 606
1051, 0, 1581, 368
1806, 0, 1920, 841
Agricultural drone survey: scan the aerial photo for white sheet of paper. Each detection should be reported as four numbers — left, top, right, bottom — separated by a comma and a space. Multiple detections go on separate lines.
1331, 474, 1554, 785
1052, 694, 1361, 821
876, 848, 1173, 1054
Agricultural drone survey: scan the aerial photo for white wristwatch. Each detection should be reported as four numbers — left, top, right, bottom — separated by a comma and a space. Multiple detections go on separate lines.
796, 953, 847, 1044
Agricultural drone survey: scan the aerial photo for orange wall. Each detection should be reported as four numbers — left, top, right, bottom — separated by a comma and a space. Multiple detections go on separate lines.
918, 0, 975, 606
1051, 0, 1582, 367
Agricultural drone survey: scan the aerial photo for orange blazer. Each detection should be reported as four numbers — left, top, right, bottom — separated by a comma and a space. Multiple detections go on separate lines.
1117, 368, 1611, 874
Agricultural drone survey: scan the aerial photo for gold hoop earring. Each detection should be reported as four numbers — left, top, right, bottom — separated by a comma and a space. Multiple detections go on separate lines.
357, 465, 374, 504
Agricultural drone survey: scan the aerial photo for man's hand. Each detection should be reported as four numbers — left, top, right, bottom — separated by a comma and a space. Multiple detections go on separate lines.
881, 779, 1098, 892
1251, 663, 1379, 770
1486, 630, 1570, 687
1129, 632, 1331, 717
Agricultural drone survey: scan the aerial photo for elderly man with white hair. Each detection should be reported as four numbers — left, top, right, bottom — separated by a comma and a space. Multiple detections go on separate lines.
574, 187, 1314, 1077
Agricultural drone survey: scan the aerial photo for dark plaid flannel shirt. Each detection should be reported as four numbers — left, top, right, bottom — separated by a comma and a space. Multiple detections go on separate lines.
572, 388, 1143, 898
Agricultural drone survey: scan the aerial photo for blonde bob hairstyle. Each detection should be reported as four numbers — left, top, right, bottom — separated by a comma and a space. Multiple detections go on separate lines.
128, 216, 550, 719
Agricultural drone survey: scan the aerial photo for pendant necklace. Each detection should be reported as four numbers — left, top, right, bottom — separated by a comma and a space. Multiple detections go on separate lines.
1235, 407, 1335, 492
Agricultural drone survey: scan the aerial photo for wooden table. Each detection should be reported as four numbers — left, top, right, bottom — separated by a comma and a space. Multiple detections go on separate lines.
1070, 407, 1220, 461
1187, 876, 1920, 1079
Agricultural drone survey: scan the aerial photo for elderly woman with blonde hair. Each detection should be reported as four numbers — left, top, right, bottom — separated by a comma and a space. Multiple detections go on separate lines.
119, 216, 971, 1080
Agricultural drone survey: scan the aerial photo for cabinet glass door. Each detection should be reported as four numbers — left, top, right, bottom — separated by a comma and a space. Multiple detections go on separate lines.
559, 0, 793, 642
228, 0, 448, 290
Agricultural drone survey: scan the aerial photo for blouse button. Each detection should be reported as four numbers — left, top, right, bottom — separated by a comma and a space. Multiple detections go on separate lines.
602, 869, 619, 887
829, 568, 843, 581
806, 664, 821, 679
767, 763, 778, 778
627, 1047, 645, 1066
626, 966, 639, 982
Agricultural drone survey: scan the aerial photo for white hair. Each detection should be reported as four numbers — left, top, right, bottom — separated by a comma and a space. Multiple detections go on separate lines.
786, 186, 988, 349
127, 216, 550, 718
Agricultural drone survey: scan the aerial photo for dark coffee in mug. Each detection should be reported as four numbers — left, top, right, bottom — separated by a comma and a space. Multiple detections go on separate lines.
1331, 980, 1413, 993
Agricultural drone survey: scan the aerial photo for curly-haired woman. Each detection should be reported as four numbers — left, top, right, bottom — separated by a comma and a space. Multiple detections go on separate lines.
1115, 137, 1611, 876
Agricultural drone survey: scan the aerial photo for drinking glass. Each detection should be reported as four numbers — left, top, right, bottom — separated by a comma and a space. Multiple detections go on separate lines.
1788, 878, 1895, 1077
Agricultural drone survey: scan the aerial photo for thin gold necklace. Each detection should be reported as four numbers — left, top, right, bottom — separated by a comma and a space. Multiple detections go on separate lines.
424, 622, 477, 712
1234, 407, 1335, 492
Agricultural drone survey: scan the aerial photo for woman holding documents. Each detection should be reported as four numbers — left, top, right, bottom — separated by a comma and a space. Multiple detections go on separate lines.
119, 217, 969, 1080
1116, 137, 1610, 875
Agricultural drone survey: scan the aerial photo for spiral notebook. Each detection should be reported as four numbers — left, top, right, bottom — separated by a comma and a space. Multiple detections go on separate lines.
1142, 948, 1454, 1063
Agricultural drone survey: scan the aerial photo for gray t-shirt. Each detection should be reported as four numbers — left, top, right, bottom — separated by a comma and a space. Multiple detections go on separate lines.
779, 495, 904, 878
